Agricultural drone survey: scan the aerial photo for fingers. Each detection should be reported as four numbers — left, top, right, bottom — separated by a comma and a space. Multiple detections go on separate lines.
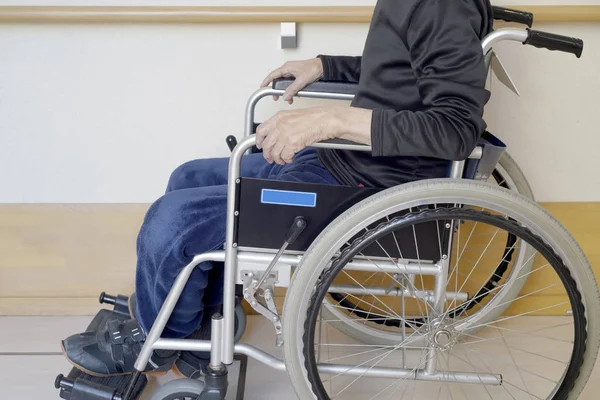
257, 112, 297, 165
262, 62, 301, 103
256, 122, 269, 149
261, 61, 296, 87
261, 67, 284, 88
258, 117, 276, 162
262, 67, 288, 102
262, 134, 275, 164
282, 78, 306, 103
281, 147, 296, 164
270, 142, 286, 165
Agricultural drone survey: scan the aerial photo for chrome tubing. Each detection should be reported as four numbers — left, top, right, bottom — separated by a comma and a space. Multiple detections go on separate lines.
244, 88, 355, 137
327, 284, 468, 303
450, 160, 467, 179
236, 250, 441, 275
223, 135, 258, 364
153, 339, 287, 372
209, 315, 224, 369
152, 340, 502, 385
482, 28, 530, 55
426, 259, 450, 375
134, 251, 225, 371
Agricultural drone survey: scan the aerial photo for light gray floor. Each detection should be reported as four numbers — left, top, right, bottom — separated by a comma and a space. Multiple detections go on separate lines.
0, 315, 598, 399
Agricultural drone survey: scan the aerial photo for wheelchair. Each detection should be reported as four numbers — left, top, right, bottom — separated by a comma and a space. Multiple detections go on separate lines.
54, 6, 599, 400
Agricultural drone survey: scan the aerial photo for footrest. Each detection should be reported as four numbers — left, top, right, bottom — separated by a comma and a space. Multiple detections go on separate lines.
56, 296, 147, 400
56, 373, 147, 400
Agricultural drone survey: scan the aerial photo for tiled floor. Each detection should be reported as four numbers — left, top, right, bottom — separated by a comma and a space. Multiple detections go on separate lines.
0, 315, 598, 399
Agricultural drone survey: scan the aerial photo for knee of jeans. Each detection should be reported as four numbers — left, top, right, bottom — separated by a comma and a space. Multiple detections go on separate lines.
138, 194, 186, 259
167, 161, 196, 192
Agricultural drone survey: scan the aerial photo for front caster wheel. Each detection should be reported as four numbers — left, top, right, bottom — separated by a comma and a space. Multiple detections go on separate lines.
149, 378, 205, 400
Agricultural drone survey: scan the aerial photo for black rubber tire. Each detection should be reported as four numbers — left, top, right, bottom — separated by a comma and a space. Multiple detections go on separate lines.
304, 207, 587, 400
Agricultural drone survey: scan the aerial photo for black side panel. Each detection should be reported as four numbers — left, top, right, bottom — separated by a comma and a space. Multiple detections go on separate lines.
237, 179, 380, 252
236, 179, 445, 261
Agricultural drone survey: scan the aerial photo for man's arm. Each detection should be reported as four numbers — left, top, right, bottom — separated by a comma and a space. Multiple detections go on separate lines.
339, 0, 490, 160
317, 55, 362, 83
257, 0, 490, 165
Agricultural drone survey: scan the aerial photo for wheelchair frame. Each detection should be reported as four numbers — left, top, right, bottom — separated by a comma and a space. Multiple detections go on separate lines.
106, 26, 586, 400
118, 28, 529, 399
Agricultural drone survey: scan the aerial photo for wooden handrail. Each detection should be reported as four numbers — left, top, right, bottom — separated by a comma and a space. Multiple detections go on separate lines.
0, 6, 598, 23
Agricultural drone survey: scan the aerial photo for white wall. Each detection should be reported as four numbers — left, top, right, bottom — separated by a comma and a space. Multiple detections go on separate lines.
0, 12, 599, 203
484, 22, 600, 202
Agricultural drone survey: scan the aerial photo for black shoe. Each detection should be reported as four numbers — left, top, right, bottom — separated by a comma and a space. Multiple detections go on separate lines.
61, 318, 178, 377
175, 350, 210, 379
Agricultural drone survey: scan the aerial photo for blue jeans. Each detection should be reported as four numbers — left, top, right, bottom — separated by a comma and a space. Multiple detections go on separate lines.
134, 148, 340, 338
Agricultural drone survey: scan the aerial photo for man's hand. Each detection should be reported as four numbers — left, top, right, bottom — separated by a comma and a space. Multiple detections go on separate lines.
256, 107, 336, 165
261, 58, 324, 104
256, 105, 373, 165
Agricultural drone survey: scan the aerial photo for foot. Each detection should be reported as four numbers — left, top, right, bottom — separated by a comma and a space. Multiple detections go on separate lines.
61, 318, 178, 376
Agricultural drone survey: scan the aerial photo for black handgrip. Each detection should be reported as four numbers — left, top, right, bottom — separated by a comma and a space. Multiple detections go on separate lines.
285, 216, 307, 245
492, 6, 534, 27
524, 29, 584, 58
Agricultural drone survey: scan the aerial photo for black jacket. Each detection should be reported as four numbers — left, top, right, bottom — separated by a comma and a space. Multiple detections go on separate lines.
317, 0, 494, 187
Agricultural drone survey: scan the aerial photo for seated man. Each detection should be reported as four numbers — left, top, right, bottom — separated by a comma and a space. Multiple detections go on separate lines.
62, 0, 493, 376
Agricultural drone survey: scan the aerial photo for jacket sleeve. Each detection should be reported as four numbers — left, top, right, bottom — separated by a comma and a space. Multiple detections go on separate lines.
370, 0, 490, 160
317, 55, 362, 83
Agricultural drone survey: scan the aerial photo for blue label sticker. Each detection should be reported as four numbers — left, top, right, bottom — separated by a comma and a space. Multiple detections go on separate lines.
261, 189, 317, 208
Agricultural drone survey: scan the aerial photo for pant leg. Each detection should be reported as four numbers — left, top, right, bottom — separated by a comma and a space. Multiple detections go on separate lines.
135, 148, 340, 338
135, 185, 229, 338
166, 152, 267, 192
136, 152, 276, 337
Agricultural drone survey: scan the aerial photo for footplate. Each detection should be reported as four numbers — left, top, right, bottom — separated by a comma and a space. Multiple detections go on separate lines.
55, 294, 148, 400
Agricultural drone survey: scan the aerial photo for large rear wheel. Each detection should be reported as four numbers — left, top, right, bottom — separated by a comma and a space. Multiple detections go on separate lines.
283, 179, 599, 400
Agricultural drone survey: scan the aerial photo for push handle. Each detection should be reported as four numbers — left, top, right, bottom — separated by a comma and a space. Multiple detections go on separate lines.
524, 29, 584, 58
492, 6, 534, 27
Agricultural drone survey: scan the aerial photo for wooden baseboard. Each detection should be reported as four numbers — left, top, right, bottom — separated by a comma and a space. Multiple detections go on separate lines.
0, 297, 101, 316
1, 202, 598, 316
0, 6, 598, 24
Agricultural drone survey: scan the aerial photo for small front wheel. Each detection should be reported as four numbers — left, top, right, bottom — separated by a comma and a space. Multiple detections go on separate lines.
149, 378, 205, 400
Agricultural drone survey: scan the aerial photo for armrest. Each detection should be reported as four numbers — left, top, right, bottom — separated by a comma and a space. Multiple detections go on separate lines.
272, 78, 357, 96
312, 139, 371, 152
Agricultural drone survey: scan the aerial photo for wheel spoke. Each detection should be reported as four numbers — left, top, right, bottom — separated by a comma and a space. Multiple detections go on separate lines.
304, 203, 584, 400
